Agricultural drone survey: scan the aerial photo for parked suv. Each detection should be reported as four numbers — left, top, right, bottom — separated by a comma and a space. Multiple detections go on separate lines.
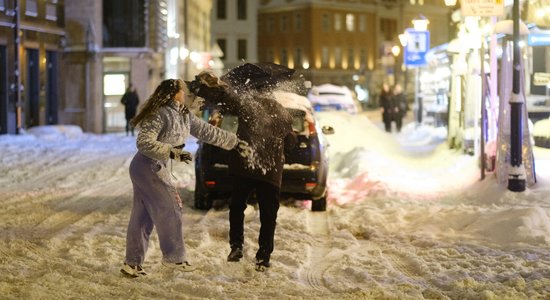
194, 91, 334, 211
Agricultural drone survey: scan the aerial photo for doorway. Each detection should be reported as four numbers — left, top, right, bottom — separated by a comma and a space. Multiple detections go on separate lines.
26, 48, 40, 128
0, 45, 9, 133
46, 50, 59, 124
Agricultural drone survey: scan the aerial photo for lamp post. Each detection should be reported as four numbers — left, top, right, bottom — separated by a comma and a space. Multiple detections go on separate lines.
411, 15, 430, 125
508, 0, 525, 192
391, 45, 401, 85
398, 33, 408, 92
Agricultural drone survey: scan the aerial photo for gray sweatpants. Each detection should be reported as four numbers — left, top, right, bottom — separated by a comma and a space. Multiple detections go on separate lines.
125, 152, 186, 266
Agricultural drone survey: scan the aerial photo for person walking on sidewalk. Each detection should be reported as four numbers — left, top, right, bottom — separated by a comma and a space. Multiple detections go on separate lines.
393, 84, 408, 133
120, 83, 140, 136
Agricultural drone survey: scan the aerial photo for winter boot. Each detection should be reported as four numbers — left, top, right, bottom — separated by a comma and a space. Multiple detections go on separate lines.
227, 247, 243, 262
161, 261, 196, 272
120, 263, 147, 278
255, 258, 271, 272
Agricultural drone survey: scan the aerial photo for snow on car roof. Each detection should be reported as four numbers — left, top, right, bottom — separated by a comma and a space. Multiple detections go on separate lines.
273, 90, 315, 122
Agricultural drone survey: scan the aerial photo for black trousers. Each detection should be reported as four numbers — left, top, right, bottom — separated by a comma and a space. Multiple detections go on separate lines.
229, 175, 280, 260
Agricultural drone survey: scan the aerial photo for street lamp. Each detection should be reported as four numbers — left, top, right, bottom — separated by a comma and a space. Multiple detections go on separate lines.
444, 0, 457, 6
412, 15, 430, 31
410, 15, 429, 125
399, 32, 409, 91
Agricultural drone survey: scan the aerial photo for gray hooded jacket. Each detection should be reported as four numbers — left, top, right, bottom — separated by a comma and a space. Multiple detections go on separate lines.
136, 101, 238, 162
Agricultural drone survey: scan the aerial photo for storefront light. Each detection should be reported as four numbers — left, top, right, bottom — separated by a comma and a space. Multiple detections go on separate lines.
412, 15, 429, 31
179, 47, 189, 60
391, 45, 401, 56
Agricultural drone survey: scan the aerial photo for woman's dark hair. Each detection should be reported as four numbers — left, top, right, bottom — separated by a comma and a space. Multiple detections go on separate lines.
131, 79, 183, 127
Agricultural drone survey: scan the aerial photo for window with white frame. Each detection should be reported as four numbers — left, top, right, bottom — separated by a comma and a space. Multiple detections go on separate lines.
294, 13, 302, 32
346, 14, 354, 32
280, 48, 288, 66
280, 15, 288, 32
322, 14, 330, 32
46, 2, 58, 21
26, 0, 38, 17
359, 15, 366, 32
322, 47, 329, 67
335, 47, 342, 67
334, 13, 342, 31
294, 47, 302, 68
348, 48, 354, 68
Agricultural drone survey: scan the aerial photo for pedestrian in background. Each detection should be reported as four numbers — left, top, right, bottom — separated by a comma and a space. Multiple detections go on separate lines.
379, 83, 395, 133
121, 78, 251, 278
393, 84, 408, 133
120, 83, 140, 136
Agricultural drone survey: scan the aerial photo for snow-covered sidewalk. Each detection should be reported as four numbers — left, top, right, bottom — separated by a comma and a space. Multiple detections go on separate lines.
1, 113, 550, 299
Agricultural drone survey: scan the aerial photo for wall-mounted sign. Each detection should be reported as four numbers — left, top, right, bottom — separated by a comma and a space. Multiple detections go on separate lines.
528, 33, 550, 47
460, 0, 504, 16
533, 73, 550, 86
404, 29, 430, 67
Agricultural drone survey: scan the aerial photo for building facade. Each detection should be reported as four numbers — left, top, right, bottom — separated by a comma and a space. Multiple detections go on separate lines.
62, 0, 168, 133
211, 0, 258, 72
0, 0, 65, 134
257, 0, 450, 93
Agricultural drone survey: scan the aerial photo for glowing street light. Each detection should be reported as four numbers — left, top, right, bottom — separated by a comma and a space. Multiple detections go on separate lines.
412, 15, 429, 31
444, 0, 457, 6
391, 45, 401, 57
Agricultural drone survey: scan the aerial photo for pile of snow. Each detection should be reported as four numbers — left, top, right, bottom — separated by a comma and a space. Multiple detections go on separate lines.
534, 117, 550, 138
24, 125, 84, 141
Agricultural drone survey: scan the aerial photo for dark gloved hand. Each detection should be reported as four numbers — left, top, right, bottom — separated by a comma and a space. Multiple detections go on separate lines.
235, 139, 253, 158
169, 144, 192, 163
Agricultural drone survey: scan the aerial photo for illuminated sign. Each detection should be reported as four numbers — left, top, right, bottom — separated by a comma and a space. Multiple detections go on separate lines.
404, 29, 430, 67
528, 33, 550, 47
460, 0, 504, 16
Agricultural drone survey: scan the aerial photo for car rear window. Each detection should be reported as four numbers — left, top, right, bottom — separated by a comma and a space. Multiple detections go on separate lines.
211, 109, 306, 134
220, 115, 238, 133
286, 108, 306, 133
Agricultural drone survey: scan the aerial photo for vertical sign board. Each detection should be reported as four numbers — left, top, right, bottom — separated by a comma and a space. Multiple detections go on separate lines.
460, 0, 504, 16
404, 29, 430, 67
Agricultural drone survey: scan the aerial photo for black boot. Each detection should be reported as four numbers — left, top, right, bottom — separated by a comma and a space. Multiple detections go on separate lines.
227, 247, 243, 262
255, 249, 270, 272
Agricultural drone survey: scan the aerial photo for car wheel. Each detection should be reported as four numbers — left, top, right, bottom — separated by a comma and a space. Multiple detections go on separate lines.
194, 189, 212, 210
311, 196, 326, 212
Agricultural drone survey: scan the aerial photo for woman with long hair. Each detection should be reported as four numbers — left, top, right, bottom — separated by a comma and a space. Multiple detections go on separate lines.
121, 78, 251, 277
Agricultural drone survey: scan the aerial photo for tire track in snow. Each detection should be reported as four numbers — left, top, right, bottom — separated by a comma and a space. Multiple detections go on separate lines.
360, 239, 447, 297
300, 211, 333, 291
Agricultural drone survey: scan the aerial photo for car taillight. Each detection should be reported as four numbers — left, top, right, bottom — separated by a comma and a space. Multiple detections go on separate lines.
305, 182, 317, 191
205, 181, 216, 188
308, 121, 317, 135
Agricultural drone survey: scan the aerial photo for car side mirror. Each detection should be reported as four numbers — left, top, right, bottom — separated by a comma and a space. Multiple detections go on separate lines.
321, 126, 334, 135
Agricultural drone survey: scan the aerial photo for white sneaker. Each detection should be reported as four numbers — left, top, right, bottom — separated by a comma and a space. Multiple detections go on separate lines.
161, 261, 196, 272
120, 263, 147, 278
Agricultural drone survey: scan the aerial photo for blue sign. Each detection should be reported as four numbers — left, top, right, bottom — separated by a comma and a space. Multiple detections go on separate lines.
404, 29, 430, 66
528, 33, 550, 46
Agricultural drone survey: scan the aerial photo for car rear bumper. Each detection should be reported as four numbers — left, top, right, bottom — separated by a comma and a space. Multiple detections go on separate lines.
199, 166, 326, 200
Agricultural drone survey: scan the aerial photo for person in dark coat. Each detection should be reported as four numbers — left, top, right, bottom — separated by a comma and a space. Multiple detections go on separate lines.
121, 84, 140, 136
393, 84, 408, 133
379, 83, 395, 133
187, 71, 297, 272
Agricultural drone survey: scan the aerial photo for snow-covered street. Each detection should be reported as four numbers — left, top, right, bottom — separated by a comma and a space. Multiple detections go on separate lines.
1, 111, 550, 299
